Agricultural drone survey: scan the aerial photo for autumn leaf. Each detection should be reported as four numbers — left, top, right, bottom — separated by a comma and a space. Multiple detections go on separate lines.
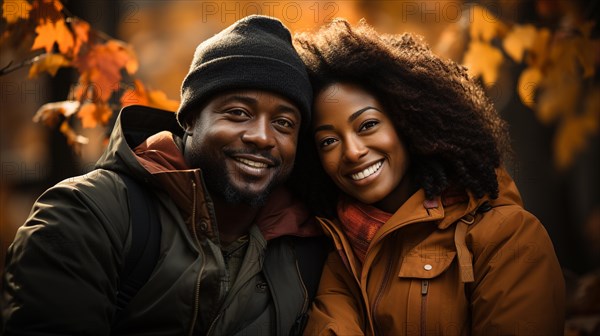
529, 28, 551, 68
29, 0, 63, 23
575, 37, 597, 78
78, 102, 113, 128
30, 19, 74, 54
537, 68, 581, 124
120, 80, 149, 107
54, 18, 74, 54
517, 67, 542, 108
29, 53, 70, 77
104, 40, 138, 75
503, 24, 538, 63
148, 90, 179, 112
554, 113, 598, 170
2, 0, 32, 24
32, 100, 80, 127
469, 5, 506, 42
463, 40, 503, 86
31, 20, 57, 53
121, 80, 179, 111
75, 40, 139, 102
59, 120, 89, 155
70, 18, 90, 56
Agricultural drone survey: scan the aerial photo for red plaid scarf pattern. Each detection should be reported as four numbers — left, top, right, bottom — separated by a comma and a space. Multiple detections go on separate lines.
337, 196, 393, 264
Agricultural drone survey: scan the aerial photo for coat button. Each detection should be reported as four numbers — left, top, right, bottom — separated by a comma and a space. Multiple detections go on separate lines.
424, 264, 433, 271
199, 221, 208, 231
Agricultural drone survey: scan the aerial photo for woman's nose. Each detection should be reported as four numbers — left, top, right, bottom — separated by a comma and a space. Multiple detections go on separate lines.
342, 136, 368, 162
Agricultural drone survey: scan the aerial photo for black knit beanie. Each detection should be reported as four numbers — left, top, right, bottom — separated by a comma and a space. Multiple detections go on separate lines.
177, 15, 312, 128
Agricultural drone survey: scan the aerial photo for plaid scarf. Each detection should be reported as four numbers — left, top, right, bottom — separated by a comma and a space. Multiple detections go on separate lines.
337, 196, 393, 264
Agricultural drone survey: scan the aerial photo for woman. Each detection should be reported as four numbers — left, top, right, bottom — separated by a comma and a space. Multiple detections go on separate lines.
293, 20, 565, 335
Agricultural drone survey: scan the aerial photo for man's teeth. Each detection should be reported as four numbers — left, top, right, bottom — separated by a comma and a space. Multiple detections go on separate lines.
237, 158, 268, 168
351, 161, 382, 181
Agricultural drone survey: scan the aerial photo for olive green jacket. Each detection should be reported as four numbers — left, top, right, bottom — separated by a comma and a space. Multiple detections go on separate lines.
2, 105, 323, 335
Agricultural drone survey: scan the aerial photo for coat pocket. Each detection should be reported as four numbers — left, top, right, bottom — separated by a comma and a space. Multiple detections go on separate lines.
398, 252, 456, 279
397, 252, 458, 335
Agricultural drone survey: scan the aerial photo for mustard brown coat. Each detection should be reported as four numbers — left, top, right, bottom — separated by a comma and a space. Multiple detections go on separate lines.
304, 169, 565, 335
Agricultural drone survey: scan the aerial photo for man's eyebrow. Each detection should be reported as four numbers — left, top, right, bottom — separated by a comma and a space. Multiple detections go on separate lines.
219, 95, 258, 106
218, 94, 300, 118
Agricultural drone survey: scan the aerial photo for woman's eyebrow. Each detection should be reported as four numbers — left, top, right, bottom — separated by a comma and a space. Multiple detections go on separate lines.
348, 106, 381, 122
313, 106, 382, 134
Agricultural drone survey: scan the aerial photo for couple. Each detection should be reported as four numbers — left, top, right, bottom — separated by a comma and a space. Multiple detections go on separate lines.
2, 15, 565, 335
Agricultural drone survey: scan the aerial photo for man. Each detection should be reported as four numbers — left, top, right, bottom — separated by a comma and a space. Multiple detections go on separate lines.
2, 15, 326, 335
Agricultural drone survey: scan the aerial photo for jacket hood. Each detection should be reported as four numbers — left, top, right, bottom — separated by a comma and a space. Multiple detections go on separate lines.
435, 168, 524, 229
96, 105, 320, 241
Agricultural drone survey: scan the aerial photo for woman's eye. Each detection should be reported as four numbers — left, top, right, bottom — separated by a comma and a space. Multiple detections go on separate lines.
360, 120, 379, 131
319, 138, 337, 148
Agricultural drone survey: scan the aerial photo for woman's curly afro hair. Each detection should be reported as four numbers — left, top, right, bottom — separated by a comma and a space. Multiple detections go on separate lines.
291, 19, 512, 214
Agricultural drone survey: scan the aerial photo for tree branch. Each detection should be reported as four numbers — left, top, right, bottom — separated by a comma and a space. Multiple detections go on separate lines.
0, 55, 42, 76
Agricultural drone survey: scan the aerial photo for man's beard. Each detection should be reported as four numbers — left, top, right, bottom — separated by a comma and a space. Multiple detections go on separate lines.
191, 150, 285, 207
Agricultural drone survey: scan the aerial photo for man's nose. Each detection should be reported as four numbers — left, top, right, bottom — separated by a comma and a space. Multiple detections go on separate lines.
241, 116, 276, 149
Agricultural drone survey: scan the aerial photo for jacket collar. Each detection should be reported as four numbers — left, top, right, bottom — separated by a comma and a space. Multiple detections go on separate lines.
319, 167, 523, 240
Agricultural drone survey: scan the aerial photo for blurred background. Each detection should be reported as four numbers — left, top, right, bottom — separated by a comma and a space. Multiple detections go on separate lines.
1, 0, 599, 333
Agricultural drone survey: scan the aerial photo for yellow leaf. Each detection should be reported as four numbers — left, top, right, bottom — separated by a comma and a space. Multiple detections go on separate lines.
59, 120, 89, 154
29, 53, 71, 78
463, 40, 503, 86
31, 20, 56, 53
503, 24, 537, 63
75, 40, 138, 102
78, 102, 113, 128
71, 18, 90, 56
517, 67, 542, 108
54, 18, 74, 54
536, 71, 580, 124
30, 19, 74, 55
2, 0, 32, 23
106, 40, 138, 75
120, 80, 149, 107
29, 0, 63, 23
554, 115, 597, 170
529, 28, 551, 68
469, 5, 506, 42
575, 37, 596, 78
148, 90, 179, 112
32, 101, 81, 127
120, 80, 179, 111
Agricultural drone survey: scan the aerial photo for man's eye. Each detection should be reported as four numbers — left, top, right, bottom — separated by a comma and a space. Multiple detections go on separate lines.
227, 109, 249, 117
360, 120, 379, 131
319, 138, 337, 148
274, 119, 295, 128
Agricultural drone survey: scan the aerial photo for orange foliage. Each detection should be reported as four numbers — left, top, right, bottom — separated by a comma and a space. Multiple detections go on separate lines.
121, 80, 179, 112
462, 4, 599, 170
2, 0, 178, 149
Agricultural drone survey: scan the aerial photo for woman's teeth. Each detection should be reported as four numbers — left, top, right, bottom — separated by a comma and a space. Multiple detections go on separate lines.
351, 161, 382, 181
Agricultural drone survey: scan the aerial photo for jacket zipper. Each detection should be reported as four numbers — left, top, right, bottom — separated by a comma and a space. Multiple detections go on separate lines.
420, 280, 429, 336
188, 180, 205, 336
295, 259, 309, 314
